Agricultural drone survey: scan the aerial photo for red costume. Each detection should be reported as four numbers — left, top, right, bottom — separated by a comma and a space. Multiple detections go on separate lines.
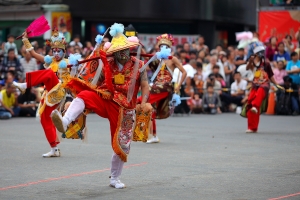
246, 62, 274, 131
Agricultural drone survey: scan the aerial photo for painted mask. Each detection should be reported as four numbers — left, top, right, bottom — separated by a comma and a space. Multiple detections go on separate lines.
114, 48, 130, 62
52, 48, 64, 61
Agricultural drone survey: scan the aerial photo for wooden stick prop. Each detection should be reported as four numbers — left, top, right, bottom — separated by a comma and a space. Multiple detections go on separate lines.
67, 53, 172, 68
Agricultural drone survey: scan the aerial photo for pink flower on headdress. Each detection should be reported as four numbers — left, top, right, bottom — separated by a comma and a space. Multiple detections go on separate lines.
104, 42, 111, 50
127, 36, 139, 43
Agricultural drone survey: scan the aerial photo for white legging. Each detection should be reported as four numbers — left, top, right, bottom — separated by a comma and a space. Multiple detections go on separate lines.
110, 153, 125, 179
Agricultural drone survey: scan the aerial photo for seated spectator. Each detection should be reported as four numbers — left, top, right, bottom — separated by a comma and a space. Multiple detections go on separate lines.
286, 52, 300, 85
17, 88, 39, 117
0, 83, 20, 119
0, 48, 23, 81
188, 93, 202, 114
237, 63, 254, 82
276, 76, 299, 115
202, 84, 222, 114
69, 34, 83, 48
224, 50, 236, 87
234, 48, 247, 68
20, 51, 38, 75
273, 42, 291, 67
193, 62, 204, 94
203, 74, 222, 94
82, 41, 94, 57
273, 60, 287, 85
230, 72, 247, 108
203, 55, 225, 80
283, 35, 294, 55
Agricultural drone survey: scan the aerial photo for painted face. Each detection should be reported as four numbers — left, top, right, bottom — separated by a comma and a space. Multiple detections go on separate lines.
160, 44, 170, 50
114, 48, 130, 62
52, 48, 64, 61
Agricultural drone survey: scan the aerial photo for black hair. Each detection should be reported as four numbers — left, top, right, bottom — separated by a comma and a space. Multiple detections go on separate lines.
285, 35, 292, 40
238, 48, 244, 51
179, 49, 187, 54
213, 65, 220, 69
196, 62, 202, 69
234, 71, 241, 75
176, 44, 183, 49
283, 75, 292, 83
7, 48, 15, 54
206, 83, 214, 89
291, 51, 298, 58
7, 34, 14, 39
189, 50, 197, 55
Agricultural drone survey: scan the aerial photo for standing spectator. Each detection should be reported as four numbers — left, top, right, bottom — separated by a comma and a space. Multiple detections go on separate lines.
234, 48, 247, 69
17, 88, 39, 117
196, 35, 209, 54
224, 50, 236, 87
178, 50, 189, 65
286, 52, 300, 85
20, 51, 38, 75
296, 27, 300, 48
4, 35, 18, 56
202, 84, 222, 114
266, 37, 278, 62
273, 60, 287, 85
83, 41, 94, 57
59, 23, 71, 43
0, 48, 23, 81
193, 62, 204, 94
283, 35, 294, 55
197, 50, 208, 64
69, 35, 83, 48
273, 42, 291, 66
0, 83, 20, 119
183, 42, 190, 53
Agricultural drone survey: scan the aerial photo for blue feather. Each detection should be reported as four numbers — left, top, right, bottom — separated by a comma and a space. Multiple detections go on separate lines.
59, 60, 67, 69
156, 46, 171, 59
95, 34, 103, 44
109, 23, 124, 37
69, 53, 81, 65
172, 94, 181, 106
44, 55, 53, 64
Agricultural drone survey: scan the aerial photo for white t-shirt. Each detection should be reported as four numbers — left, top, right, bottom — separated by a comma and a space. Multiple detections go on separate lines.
203, 61, 225, 81
172, 64, 196, 84
231, 79, 248, 97
237, 64, 254, 81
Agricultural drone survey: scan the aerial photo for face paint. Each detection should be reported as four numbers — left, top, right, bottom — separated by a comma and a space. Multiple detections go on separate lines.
114, 49, 130, 62
52, 48, 64, 61
160, 44, 169, 50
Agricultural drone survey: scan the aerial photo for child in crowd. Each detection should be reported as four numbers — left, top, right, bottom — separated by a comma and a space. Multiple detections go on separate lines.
202, 84, 222, 114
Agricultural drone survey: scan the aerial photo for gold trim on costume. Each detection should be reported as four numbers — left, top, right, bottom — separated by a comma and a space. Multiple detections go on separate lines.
112, 108, 127, 162
114, 73, 125, 84
22, 38, 33, 51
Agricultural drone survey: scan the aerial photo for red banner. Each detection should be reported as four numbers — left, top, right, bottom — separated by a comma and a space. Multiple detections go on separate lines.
259, 10, 300, 43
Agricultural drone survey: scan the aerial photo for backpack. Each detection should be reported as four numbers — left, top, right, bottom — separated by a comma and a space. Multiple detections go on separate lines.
276, 90, 292, 115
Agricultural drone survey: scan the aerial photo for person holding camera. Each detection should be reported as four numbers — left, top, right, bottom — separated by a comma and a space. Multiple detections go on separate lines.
244, 43, 284, 133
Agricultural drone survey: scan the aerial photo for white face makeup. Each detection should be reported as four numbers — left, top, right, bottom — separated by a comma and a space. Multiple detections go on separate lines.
52, 48, 64, 61
160, 44, 169, 50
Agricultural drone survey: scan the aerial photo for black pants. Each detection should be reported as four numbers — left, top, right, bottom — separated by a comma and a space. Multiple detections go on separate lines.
19, 107, 36, 117
231, 96, 243, 106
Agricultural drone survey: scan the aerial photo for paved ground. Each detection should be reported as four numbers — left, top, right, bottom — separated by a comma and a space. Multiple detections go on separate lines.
1, 113, 300, 200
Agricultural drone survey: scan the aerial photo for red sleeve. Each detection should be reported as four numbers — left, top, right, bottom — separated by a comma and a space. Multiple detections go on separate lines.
265, 62, 274, 78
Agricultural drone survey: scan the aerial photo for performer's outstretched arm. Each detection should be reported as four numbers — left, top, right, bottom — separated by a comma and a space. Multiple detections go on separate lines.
173, 57, 187, 93
22, 31, 44, 63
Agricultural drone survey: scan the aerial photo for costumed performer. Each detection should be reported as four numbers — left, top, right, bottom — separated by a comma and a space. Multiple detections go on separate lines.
50, 23, 151, 189
242, 43, 284, 133
13, 29, 75, 157
138, 33, 187, 143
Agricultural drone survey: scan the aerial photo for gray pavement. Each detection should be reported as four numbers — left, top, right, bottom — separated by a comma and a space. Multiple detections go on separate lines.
0, 113, 300, 200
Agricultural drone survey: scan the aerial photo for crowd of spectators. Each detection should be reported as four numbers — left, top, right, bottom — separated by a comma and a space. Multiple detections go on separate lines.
1, 28, 300, 119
